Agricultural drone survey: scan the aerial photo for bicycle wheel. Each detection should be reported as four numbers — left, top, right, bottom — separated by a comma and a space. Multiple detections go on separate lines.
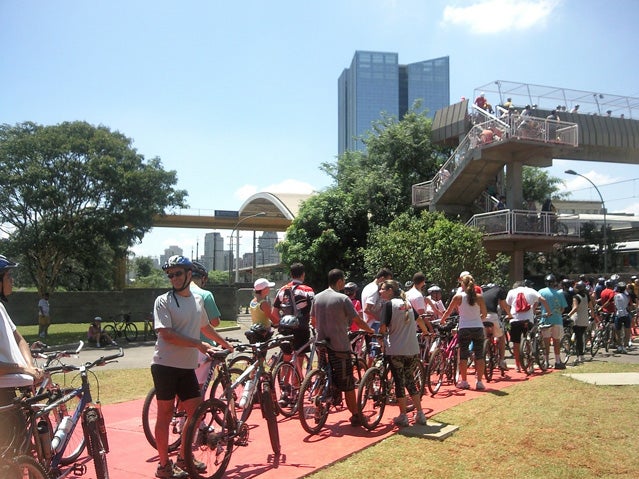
590, 330, 602, 357
520, 337, 534, 375
426, 349, 444, 396
559, 334, 571, 365
357, 367, 385, 430
353, 358, 367, 386
101, 324, 116, 341
8, 455, 49, 479
535, 339, 549, 372
141, 388, 182, 452
259, 381, 281, 455
124, 322, 138, 342
272, 361, 301, 418
603, 327, 612, 353
84, 408, 109, 479
297, 369, 329, 435
183, 398, 234, 479
48, 385, 86, 465
211, 368, 253, 421
228, 354, 253, 372
484, 339, 495, 382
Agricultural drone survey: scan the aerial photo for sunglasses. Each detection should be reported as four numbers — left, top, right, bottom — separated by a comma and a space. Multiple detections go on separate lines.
167, 270, 185, 279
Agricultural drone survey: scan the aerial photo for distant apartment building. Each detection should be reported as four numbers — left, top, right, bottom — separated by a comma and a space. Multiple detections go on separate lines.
159, 245, 183, 269
202, 232, 226, 271
338, 51, 449, 154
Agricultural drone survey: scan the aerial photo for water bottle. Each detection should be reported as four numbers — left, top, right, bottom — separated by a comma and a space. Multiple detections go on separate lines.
51, 416, 73, 453
37, 419, 52, 460
239, 379, 254, 408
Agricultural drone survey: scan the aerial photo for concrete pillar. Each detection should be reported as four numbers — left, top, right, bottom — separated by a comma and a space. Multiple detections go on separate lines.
509, 249, 525, 285
506, 161, 524, 209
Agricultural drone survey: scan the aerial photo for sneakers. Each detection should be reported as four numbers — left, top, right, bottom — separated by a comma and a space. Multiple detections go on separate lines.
349, 413, 363, 427
554, 362, 566, 370
393, 414, 410, 427
414, 411, 427, 425
155, 460, 188, 479
456, 380, 470, 389
475, 381, 486, 391
176, 456, 206, 473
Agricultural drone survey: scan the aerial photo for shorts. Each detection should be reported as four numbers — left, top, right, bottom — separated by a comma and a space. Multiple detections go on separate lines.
38, 314, 50, 326
509, 321, 532, 344
458, 327, 485, 360
615, 315, 631, 330
151, 364, 200, 401
484, 313, 504, 338
387, 355, 421, 399
327, 350, 356, 392
540, 324, 563, 340
291, 326, 311, 353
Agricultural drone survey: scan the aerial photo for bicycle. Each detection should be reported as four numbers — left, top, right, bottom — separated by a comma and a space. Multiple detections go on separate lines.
0, 451, 49, 479
296, 340, 367, 435
426, 318, 459, 396
141, 337, 241, 452
357, 334, 425, 430
590, 312, 615, 357
0, 348, 124, 479
101, 312, 138, 342
483, 321, 506, 382
519, 318, 550, 375
142, 311, 157, 341
182, 334, 294, 479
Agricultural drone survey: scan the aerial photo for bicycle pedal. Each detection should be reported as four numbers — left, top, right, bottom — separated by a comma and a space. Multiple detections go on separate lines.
71, 463, 87, 476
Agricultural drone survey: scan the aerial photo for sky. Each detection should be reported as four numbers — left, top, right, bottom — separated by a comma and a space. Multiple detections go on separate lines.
3, 0, 639, 260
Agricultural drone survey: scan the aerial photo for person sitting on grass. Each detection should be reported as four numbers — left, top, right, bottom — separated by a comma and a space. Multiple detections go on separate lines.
87, 317, 115, 348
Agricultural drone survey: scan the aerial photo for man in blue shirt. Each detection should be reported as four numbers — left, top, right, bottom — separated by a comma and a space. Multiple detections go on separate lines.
538, 274, 568, 369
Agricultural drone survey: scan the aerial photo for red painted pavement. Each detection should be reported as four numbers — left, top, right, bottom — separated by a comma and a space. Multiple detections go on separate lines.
66, 369, 539, 478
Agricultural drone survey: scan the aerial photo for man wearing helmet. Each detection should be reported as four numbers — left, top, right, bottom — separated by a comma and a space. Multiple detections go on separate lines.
0, 255, 43, 453
425, 285, 446, 318
613, 282, 631, 354
343, 281, 364, 332
152, 255, 233, 479
538, 274, 568, 369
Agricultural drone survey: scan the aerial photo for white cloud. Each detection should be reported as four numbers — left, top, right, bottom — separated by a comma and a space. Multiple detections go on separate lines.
441, 0, 560, 34
234, 184, 258, 201
621, 202, 639, 216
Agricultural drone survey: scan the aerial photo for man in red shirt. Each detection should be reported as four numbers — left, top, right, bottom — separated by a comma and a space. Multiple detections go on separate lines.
598, 280, 616, 317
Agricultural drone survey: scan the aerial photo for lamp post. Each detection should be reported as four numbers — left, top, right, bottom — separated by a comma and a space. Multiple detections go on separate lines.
565, 169, 607, 274
228, 212, 266, 285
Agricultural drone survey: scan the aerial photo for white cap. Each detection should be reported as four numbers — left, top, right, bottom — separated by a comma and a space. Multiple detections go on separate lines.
459, 271, 470, 278
254, 278, 275, 291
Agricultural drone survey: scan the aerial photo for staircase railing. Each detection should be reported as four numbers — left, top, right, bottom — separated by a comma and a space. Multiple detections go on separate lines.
466, 210, 581, 237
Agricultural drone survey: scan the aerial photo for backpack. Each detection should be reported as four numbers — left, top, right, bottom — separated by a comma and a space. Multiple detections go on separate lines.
514, 291, 531, 313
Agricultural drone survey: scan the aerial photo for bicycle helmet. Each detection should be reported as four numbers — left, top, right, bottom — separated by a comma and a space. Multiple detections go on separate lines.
427, 285, 442, 294
278, 314, 300, 333
544, 274, 557, 286
605, 279, 613, 288
610, 273, 620, 284
561, 278, 573, 288
524, 279, 534, 288
162, 255, 193, 294
191, 260, 208, 278
574, 281, 587, 293
245, 323, 273, 344
404, 280, 414, 289
0, 255, 18, 274
616, 281, 626, 292
343, 282, 358, 294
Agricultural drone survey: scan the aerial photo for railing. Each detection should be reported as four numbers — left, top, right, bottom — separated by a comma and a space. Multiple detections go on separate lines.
466, 210, 581, 237
412, 115, 578, 208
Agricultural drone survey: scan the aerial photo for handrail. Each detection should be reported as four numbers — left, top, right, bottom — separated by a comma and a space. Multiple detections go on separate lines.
465, 210, 581, 237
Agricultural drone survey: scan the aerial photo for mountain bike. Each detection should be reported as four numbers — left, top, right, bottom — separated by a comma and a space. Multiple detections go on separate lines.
483, 321, 506, 381
590, 312, 615, 357
426, 318, 459, 396
519, 319, 549, 375
182, 334, 294, 479
101, 312, 138, 342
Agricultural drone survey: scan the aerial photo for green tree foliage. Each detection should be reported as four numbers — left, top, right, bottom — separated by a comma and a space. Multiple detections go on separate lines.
206, 270, 229, 285
364, 211, 502, 295
0, 121, 187, 293
522, 166, 568, 204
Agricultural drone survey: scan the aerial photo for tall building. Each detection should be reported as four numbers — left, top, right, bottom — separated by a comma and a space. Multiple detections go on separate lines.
159, 245, 183, 269
257, 231, 279, 265
338, 51, 449, 155
203, 232, 226, 271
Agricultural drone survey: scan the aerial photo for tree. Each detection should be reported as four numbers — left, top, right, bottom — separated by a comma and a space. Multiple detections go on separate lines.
0, 121, 187, 293
522, 166, 568, 204
364, 211, 506, 296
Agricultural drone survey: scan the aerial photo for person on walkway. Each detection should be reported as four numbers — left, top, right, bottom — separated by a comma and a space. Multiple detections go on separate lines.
37, 292, 50, 338
505, 280, 551, 372
311, 269, 373, 427
0, 255, 43, 453
379, 279, 430, 427
87, 317, 115, 348
481, 282, 511, 370
613, 282, 631, 354
566, 281, 593, 363
271, 263, 315, 371
151, 255, 233, 479
440, 274, 488, 391
538, 274, 568, 369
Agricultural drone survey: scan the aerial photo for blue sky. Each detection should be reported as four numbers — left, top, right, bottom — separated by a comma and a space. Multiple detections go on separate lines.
3, 0, 639, 259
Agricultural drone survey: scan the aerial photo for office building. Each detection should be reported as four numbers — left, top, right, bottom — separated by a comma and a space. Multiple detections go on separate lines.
338, 51, 449, 154
159, 245, 183, 269
203, 232, 226, 271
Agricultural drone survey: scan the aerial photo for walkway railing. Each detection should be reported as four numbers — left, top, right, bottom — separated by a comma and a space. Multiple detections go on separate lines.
412, 115, 578, 208
466, 210, 581, 237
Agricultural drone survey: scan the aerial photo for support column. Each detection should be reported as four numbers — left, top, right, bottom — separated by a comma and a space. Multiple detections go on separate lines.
509, 249, 525, 285
506, 161, 524, 209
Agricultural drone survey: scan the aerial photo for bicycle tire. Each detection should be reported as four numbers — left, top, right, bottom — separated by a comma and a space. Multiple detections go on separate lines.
559, 334, 571, 365
535, 338, 549, 372
183, 398, 234, 479
48, 385, 86, 465
124, 322, 138, 342
228, 354, 253, 372
259, 381, 281, 455
603, 326, 612, 353
272, 361, 301, 418
211, 367, 253, 422
412, 360, 426, 398
297, 369, 329, 435
9, 455, 49, 479
141, 387, 182, 452
357, 367, 385, 430
426, 348, 444, 396
590, 330, 602, 357
101, 324, 116, 341
520, 337, 534, 375
484, 339, 495, 382
84, 408, 109, 479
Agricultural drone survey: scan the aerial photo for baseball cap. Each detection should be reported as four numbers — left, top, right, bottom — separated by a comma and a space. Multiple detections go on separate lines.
459, 271, 470, 278
254, 278, 275, 291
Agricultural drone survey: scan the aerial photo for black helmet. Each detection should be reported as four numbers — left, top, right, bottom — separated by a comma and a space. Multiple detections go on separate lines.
597, 277, 605, 284
605, 279, 613, 288
524, 279, 534, 288
344, 282, 358, 294
575, 281, 587, 293
616, 281, 627, 292
162, 255, 193, 271
561, 278, 572, 288
191, 261, 208, 278
545, 274, 557, 286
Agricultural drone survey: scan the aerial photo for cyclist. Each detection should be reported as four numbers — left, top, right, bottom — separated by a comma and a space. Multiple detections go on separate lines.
379, 279, 429, 427
361, 268, 393, 365
481, 282, 511, 370
425, 285, 446, 319
0, 255, 43, 453
613, 282, 631, 354
311, 269, 373, 427
538, 274, 568, 369
87, 316, 115, 348
566, 281, 592, 363
344, 282, 364, 332
151, 255, 233, 479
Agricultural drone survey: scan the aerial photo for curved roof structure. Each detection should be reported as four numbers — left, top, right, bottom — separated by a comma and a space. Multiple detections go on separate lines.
239, 192, 312, 220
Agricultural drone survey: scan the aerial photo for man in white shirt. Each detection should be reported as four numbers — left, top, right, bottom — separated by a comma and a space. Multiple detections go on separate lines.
405, 272, 436, 332
361, 268, 393, 365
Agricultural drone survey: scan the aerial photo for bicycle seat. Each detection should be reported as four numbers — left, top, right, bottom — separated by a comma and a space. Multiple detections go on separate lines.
208, 349, 232, 360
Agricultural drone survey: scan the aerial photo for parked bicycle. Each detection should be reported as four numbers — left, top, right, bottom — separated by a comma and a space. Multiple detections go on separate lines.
519, 318, 550, 374
101, 312, 137, 342
182, 334, 294, 479
590, 312, 615, 357
142, 311, 157, 341
426, 318, 459, 396
483, 321, 507, 381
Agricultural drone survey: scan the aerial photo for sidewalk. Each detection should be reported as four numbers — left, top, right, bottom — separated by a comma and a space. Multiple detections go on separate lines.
73, 367, 538, 479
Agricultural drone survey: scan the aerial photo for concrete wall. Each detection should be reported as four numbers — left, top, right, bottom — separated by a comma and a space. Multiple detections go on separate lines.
6, 286, 238, 326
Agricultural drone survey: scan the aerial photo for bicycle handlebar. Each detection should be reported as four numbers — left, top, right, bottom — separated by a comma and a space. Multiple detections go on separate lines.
44, 348, 124, 374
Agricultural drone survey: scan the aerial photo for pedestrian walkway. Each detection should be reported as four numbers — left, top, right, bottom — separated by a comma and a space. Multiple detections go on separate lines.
69, 367, 539, 479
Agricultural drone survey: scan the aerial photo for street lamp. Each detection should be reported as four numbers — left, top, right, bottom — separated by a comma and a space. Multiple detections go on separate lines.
565, 169, 607, 274
228, 212, 266, 284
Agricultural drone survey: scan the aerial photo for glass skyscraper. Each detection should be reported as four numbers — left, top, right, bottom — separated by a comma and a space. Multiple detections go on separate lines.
338, 51, 449, 154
